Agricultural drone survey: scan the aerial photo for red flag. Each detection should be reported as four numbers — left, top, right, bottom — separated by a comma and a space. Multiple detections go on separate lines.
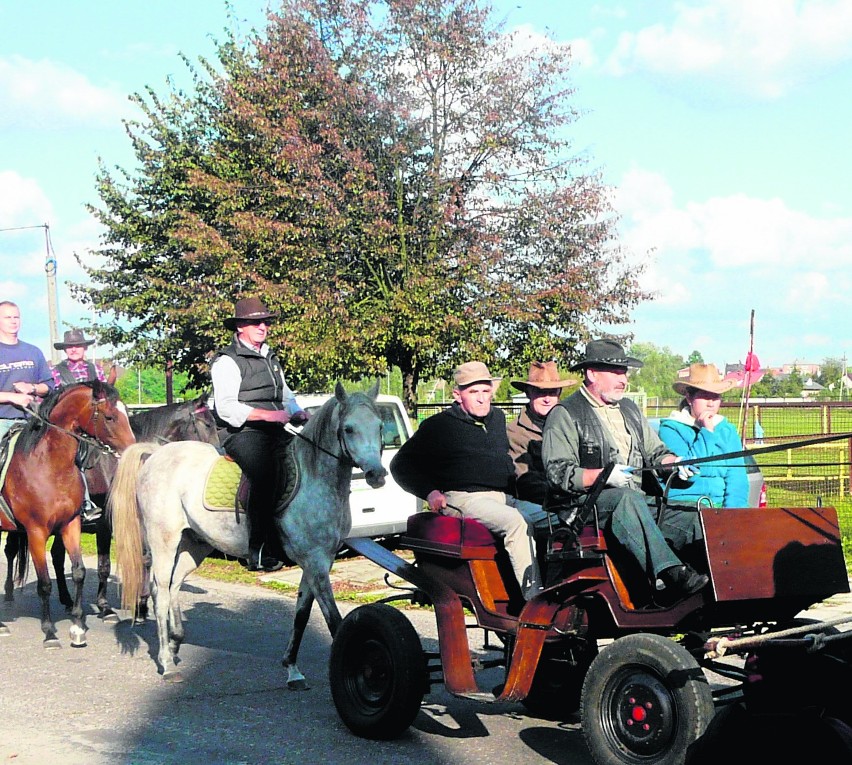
744, 352, 761, 373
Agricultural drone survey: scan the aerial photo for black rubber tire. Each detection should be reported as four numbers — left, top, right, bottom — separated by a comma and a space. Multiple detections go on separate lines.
522, 639, 598, 720
580, 633, 715, 765
329, 603, 426, 740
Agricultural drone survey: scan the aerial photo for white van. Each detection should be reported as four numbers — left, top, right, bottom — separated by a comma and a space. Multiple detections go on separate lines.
296, 393, 421, 539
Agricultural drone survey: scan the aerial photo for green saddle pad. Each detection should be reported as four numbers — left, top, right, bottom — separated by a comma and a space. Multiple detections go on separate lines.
203, 457, 244, 513
202, 445, 300, 515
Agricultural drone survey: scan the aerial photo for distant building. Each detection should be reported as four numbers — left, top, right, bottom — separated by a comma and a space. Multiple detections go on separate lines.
723, 362, 766, 388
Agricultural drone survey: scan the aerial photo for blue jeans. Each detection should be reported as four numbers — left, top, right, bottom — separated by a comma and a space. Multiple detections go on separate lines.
594, 488, 702, 578
514, 499, 560, 535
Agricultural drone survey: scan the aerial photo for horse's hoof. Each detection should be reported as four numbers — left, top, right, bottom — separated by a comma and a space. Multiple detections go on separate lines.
162, 670, 184, 684
99, 610, 119, 624
133, 614, 147, 626
43, 638, 62, 650
71, 640, 88, 648
287, 678, 310, 691
0, 625, 10, 636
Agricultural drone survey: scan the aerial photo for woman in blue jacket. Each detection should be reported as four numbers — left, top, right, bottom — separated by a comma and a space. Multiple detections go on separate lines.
658, 364, 749, 507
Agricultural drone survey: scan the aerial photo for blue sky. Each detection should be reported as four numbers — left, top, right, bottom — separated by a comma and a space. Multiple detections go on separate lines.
2, 1, 850, 372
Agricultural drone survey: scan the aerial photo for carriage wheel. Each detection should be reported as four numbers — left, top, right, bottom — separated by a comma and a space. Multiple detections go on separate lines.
522, 638, 598, 720
329, 603, 426, 740
580, 633, 714, 765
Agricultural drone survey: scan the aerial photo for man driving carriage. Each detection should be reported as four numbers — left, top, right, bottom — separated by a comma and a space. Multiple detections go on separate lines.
541, 339, 709, 599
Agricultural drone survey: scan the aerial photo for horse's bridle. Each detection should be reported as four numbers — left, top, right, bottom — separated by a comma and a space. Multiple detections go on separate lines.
286, 401, 382, 468
27, 395, 124, 458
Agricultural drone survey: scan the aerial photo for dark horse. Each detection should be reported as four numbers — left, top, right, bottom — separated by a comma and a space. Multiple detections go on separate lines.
3, 393, 218, 623
0, 381, 135, 647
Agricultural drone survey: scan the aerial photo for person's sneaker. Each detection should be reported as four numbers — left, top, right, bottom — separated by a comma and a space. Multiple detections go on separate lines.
80, 501, 102, 524
660, 564, 709, 597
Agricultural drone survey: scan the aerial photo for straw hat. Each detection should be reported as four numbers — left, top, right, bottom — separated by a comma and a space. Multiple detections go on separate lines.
510, 361, 576, 391
672, 363, 734, 396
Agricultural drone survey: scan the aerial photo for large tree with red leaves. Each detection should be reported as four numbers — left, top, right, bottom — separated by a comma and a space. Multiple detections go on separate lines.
75, 0, 647, 412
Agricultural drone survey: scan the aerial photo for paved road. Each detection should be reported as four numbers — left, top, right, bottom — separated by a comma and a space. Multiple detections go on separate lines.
1, 555, 850, 765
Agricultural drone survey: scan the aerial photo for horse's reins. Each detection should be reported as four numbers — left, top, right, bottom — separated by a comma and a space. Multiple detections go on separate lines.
633, 430, 852, 474
25, 399, 125, 458
284, 420, 356, 466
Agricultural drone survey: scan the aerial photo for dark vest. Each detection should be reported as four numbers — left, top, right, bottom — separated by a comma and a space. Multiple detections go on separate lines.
54, 360, 97, 386
213, 338, 284, 434
558, 392, 645, 469
557, 391, 662, 498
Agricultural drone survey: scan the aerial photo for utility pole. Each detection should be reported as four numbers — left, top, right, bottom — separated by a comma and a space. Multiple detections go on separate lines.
43, 224, 61, 363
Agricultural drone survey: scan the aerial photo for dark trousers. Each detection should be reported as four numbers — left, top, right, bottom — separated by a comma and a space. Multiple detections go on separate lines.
595, 488, 703, 579
221, 425, 291, 556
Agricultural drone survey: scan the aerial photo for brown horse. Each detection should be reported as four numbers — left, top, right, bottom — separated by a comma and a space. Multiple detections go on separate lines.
0, 381, 135, 647
3, 394, 219, 622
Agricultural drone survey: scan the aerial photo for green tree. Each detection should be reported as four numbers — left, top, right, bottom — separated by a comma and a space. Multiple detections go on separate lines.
687, 350, 703, 364
629, 342, 686, 400
817, 357, 844, 389
73, 0, 648, 415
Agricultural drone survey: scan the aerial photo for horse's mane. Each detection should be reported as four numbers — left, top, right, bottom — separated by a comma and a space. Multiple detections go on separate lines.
298, 389, 380, 476
17, 380, 118, 455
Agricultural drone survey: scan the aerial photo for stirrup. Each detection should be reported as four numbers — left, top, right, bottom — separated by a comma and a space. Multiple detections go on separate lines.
81, 501, 102, 523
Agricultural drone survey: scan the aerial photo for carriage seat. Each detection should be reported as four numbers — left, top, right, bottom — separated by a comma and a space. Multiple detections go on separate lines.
400, 512, 498, 560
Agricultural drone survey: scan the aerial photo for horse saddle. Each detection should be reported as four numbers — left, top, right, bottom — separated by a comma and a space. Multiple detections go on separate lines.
0, 425, 25, 529
201, 447, 300, 516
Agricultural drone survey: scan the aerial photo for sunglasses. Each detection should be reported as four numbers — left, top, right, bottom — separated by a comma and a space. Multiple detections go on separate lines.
239, 319, 274, 327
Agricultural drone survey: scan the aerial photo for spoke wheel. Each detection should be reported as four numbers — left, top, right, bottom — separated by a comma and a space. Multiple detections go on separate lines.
329, 603, 426, 740
581, 633, 714, 765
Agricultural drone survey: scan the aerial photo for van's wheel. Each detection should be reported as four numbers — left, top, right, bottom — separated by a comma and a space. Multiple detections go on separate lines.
581, 633, 714, 765
329, 603, 426, 740
522, 639, 597, 720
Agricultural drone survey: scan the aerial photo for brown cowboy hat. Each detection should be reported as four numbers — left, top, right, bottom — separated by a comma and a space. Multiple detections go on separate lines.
510, 361, 576, 391
54, 328, 95, 350
673, 363, 734, 396
569, 339, 643, 371
224, 297, 278, 330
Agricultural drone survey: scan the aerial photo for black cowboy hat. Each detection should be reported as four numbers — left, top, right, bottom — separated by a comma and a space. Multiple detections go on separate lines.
223, 297, 278, 330
54, 328, 95, 350
569, 339, 643, 371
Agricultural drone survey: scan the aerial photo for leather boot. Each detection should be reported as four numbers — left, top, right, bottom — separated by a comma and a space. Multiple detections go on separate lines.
660, 564, 709, 597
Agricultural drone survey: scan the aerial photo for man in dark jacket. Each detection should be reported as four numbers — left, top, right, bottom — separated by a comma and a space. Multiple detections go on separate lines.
542, 339, 708, 598
390, 361, 541, 599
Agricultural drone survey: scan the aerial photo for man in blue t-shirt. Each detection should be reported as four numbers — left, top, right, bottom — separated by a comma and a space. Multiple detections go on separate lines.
0, 301, 54, 439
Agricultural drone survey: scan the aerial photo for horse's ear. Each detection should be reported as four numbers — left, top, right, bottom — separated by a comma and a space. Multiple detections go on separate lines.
366, 380, 380, 400
334, 381, 347, 403
107, 366, 118, 385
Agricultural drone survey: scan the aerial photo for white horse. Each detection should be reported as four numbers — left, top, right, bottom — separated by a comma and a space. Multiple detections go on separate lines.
109, 382, 387, 684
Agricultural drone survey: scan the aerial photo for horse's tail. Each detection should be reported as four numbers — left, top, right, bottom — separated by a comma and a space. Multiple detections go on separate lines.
109, 442, 159, 614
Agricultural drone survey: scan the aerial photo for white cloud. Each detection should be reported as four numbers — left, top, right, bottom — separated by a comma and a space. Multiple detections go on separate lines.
602, 0, 852, 98
0, 54, 128, 129
0, 170, 53, 227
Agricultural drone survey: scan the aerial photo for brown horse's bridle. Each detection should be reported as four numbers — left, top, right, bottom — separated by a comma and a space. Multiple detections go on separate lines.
26, 396, 124, 458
